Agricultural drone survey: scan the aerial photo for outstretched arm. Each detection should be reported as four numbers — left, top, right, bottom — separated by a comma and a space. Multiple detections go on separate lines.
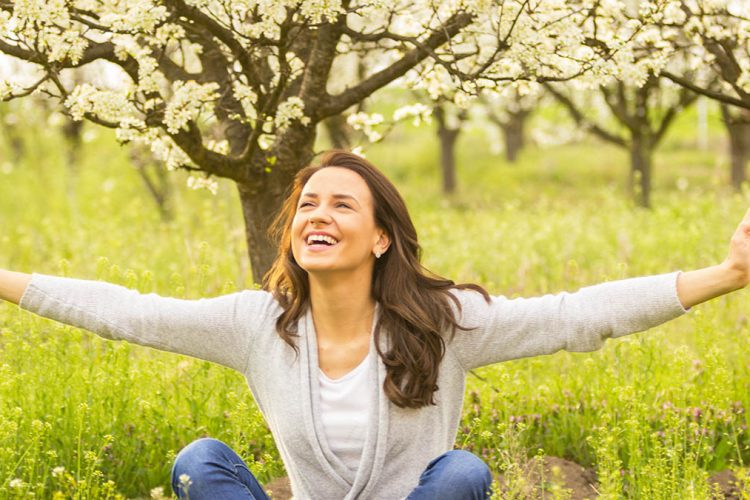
4, 271, 277, 373
0, 270, 31, 305
447, 207, 750, 371
676, 207, 750, 309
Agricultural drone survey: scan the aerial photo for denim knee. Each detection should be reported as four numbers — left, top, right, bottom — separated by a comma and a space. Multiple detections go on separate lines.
440, 450, 493, 496
170, 438, 228, 492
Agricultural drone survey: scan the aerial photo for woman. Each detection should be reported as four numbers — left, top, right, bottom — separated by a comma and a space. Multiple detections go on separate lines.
0, 150, 748, 499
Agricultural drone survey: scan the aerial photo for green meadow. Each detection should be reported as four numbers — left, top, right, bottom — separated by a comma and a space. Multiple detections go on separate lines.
1, 99, 749, 498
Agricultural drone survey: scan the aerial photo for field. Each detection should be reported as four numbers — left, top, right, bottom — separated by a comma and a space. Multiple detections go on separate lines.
1, 99, 750, 498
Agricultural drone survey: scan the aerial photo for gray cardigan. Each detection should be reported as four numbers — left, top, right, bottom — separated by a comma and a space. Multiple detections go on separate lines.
19, 271, 690, 499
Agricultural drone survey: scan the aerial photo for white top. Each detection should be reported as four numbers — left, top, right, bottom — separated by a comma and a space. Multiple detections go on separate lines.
318, 351, 373, 471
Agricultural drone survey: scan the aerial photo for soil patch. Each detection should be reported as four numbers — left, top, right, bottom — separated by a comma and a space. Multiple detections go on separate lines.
263, 456, 598, 499
495, 456, 599, 499
707, 468, 750, 499
265, 476, 293, 499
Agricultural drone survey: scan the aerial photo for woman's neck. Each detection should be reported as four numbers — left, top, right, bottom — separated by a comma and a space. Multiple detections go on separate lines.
309, 272, 376, 345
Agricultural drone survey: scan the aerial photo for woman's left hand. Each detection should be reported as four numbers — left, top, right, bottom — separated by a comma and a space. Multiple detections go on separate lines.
676, 208, 750, 310
722, 206, 750, 289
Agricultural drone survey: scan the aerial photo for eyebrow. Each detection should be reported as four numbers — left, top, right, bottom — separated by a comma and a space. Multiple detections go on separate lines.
300, 192, 361, 207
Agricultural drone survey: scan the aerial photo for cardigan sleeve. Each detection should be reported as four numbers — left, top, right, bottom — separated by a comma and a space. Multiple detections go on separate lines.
447, 271, 691, 371
18, 273, 275, 373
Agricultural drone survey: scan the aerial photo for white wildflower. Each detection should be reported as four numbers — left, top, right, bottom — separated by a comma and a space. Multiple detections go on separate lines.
9, 478, 24, 488
150, 486, 167, 499
52, 466, 65, 477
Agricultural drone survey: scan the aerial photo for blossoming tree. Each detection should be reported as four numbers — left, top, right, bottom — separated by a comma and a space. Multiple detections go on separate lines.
651, 1, 750, 189
0, 0, 650, 280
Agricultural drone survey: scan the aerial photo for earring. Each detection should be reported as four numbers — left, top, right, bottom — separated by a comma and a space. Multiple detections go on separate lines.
375, 250, 382, 259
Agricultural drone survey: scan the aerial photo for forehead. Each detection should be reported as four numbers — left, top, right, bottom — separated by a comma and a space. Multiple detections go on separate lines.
302, 167, 372, 202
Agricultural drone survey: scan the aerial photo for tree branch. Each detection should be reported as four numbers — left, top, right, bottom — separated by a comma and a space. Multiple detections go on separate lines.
317, 11, 474, 118
165, 0, 263, 94
653, 87, 698, 146
545, 83, 627, 147
661, 71, 749, 110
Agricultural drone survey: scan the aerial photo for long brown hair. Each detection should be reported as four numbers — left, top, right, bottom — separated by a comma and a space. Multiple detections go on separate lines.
263, 150, 489, 409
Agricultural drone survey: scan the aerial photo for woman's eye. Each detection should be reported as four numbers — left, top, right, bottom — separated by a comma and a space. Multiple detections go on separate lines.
337, 203, 351, 209
298, 202, 313, 208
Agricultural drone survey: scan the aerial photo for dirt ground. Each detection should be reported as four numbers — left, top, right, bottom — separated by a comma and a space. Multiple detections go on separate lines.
263, 460, 748, 499
262, 456, 598, 499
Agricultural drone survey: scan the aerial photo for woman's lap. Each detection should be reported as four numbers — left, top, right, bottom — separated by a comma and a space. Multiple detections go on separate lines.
170, 438, 492, 500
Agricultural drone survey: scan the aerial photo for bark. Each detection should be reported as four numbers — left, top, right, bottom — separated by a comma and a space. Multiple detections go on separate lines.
237, 128, 316, 284
62, 117, 83, 167
629, 133, 653, 208
500, 110, 529, 163
721, 104, 750, 190
433, 105, 460, 194
438, 127, 459, 194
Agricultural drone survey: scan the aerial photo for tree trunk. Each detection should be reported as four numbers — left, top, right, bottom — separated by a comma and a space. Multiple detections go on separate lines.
236, 130, 316, 284
237, 179, 289, 285
434, 105, 459, 194
438, 127, 459, 194
501, 110, 528, 163
721, 104, 750, 191
63, 117, 84, 167
629, 134, 652, 208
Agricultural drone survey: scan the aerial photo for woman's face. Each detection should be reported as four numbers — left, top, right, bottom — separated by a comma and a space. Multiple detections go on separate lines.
291, 167, 388, 275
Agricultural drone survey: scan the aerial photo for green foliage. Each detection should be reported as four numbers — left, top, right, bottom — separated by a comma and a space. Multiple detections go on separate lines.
2, 103, 750, 498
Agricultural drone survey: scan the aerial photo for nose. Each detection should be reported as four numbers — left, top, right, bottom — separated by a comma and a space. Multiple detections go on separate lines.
308, 206, 332, 225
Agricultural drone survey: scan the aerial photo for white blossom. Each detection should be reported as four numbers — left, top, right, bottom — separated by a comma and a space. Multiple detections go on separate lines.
187, 175, 219, 195
164, 81, 220, 134
274, 96, 309, 130
150, 136, 192, 171
393, 104, 432, 126
347, 112, 385, 143
64, 84, 134, 122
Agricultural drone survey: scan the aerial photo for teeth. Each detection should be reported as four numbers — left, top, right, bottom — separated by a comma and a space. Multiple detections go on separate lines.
307, 234, 338, 245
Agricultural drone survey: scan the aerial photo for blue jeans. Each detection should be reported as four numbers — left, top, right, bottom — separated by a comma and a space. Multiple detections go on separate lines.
171, 438, 492, 499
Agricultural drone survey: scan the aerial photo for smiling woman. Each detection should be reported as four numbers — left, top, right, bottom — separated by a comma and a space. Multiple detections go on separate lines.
1, 149, 749, 500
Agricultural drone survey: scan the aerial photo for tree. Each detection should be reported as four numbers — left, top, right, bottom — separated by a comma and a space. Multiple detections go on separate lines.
657, 1, 750, 111
0, 1, 634, 281
482, 85, 541, 163
547, 76, 696, 208
543, 1, 699, 208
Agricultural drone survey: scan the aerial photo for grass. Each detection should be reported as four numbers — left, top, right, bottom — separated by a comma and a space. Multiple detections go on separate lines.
1, 97, 749, 498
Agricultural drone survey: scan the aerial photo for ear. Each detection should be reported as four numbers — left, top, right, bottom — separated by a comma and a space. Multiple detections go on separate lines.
374, 229, 391, 255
